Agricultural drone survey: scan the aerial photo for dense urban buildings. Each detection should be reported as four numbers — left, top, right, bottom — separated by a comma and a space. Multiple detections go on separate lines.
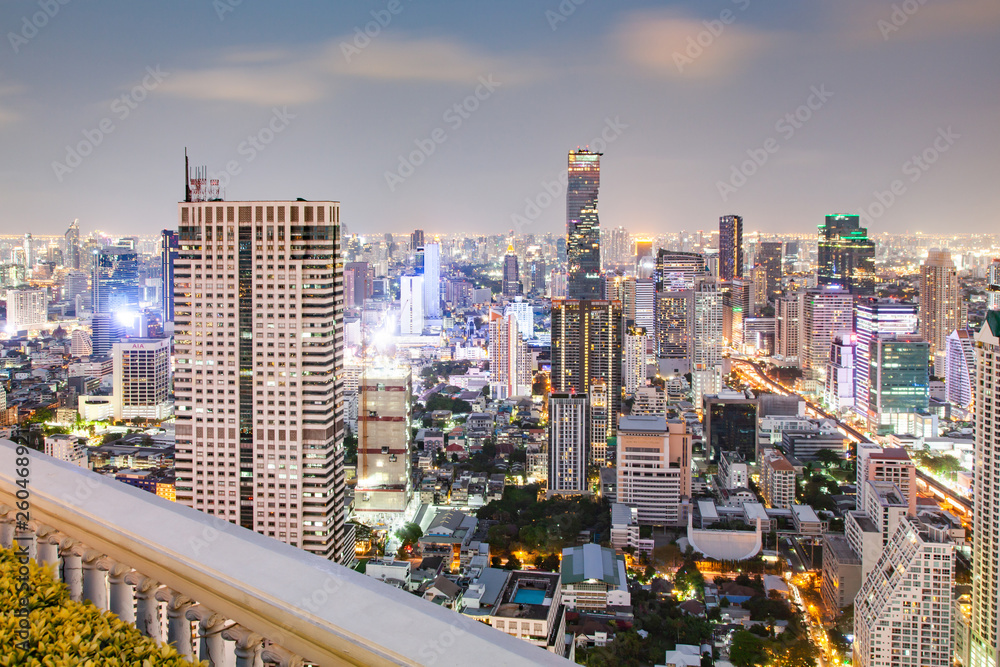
816, 214, 875, 295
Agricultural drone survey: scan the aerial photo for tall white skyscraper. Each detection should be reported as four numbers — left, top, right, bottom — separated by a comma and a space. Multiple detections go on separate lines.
547, 394, 589, 497
970, 311, 1000, 667
504, 297, 534, 340
693, 277, 723, 371
111, 337, 172, 420
173, 200, 347, 563
801, 287, 853, 383
945, 328, 976, 411
919, 249, 962, 360
623, 326, 648, 396
400, 275, 424, 335
488, 312, 531, 399
624, 277, 655, 331
422, 242, 441, 319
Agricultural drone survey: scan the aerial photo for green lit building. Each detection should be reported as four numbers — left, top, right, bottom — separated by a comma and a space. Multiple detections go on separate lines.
867, 333, 930, 435
818, 214, 876, 295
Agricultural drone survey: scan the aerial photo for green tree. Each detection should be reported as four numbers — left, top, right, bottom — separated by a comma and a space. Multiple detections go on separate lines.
729, 631, 767, 667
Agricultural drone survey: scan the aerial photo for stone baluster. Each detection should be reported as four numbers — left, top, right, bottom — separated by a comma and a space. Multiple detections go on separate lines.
81, 550, 109, 610
107, 562, 135, 623
222, 625, 263, 667
126, 573, 162, 641
35, 526, 61, 578
187, 605, 230, 667
261, 644, 305, 667
156, 588, 194, 657
0, 508, 14, 549
59, 539, 83, 602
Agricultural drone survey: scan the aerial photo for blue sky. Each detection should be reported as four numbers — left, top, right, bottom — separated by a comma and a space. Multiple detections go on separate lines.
0, 0, 998, 237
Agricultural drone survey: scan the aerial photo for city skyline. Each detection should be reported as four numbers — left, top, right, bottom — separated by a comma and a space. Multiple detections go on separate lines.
0, 0, 997, 236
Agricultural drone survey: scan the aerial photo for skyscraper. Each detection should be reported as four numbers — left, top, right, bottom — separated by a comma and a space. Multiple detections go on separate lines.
756, 241, 782, 299
654, 250, 707, 291
867, 334, 929, 435
775, 292, 802, 362
616, 416, 692, 526
987, 258, 1000, 311
354, 368, 413, 520
5, 288, 48, 332
919, 249, 962, 360
854, 300, 919, 417
692, 277, 724, 372
410, 229, 424, 251
602, 226, 630, 270
173, 200, 347, 563
488, 312, 531, 399
970, 311, 1000, 667
422, 242, 441, 318
111, 337, 172, 420
92, 245, 139, 314
801, 287, 854, 383
623, 326, 649, 396
623, 277, 655, 331
344, 261, 374, 307
161, 229, 179, 322
566, 149, 602, 299
550, 299, 623, 426
502, 244, 522, 298
400, 275, 424, 335
547, 393, 589, 497
91, 313, 125, 357
945, 329, 976, 411
718, 215, 743, 281
65, 219, 81, 270
817, 214, 875, 295
655, 289, 693, 361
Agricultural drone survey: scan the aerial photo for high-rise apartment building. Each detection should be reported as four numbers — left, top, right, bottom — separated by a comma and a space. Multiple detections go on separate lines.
854, 517, 953, 667
111, 337, 172, 420
801, 287, 854, 383
756, 241, 782, 299
65, 219, 81, 270
775, 292, 802, 362
945, 329, 976, 410
823, 334, 856, 413
400, 275, 424, 335
817, 214, 875, 295
987, 258, 1000, 311
410, 229, 424, 251
344, 261, 373, 308
92, 245, 139, 314
566, 149, 602, 299
488, 312, 531, 400
602, 226, 630, 270
655, 289, 693, 361
173, 200, 347, 563
760, 448, 796, 509
589, 380, 610, 465
5, 288, 48, 332
354, 368, 412, 520
623, 326, 648, 396
655, 250, 707, 291
421, 242, 441, 318
616, 415, 691, 526
723, 278, 754, 347
624, 277, 655, 331
969, 311, 1000, 667
161, 229, 179, 322
502, 245, 522, 298
547, 393, 589, 496
919, 249, 962, 359
550, 299, 623, 428
867, 334, 929, 435
718, 215, 743, 281
504, 297, 533, 340
854, 299, 919, 417
856, 445, 917, 516
692, 277, 723, 372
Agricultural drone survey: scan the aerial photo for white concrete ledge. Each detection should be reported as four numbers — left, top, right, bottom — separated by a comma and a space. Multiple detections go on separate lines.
0, 440, 569, 666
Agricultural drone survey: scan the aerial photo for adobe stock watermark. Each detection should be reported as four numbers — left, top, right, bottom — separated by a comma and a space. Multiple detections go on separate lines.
341, 0, 414, 61
51, 66, 170, 182
511, 116, 628, 232
717, 84, 833, 202
209, 107, 297, 191
418, 619, 468, 665
384, 75, 501, 192
858, 126, 959, 225
673, 0, 752, 73
214, 0, 241, 21
877, 0, 928, 40
546, 0, 588, 31
8, 0, 71, 54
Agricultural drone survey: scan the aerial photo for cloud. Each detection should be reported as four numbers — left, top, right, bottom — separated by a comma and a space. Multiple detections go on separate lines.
612, 9, 778, 80
159, 36, 533, 106
846, 0, 1000, 44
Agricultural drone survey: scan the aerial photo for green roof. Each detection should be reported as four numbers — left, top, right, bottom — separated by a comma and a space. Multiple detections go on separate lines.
561, 543, 623, 586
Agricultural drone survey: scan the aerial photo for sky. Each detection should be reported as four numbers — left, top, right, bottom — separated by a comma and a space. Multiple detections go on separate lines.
0, 0, 998, 238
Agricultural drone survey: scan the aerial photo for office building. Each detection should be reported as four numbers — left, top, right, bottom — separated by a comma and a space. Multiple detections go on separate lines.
655, 289, 693, 361
854, 300, 919, 417
919, 249, 962, 360
91, 313, 125, 357
504, 297, 533, 340
410, 229, 424, 250
92, 245, 139, 314
756, 241, 782, 299
817, 214, 875, 295
111, 337, 172, 420
867, 334, 929, 435
945, 329, 976, 410
801, 287, 853, 383
970, 311, 1000, 667
602, 226, 630, 270
344, 261, 374, 307
655, 250, 707, 291
704, 392, 758, 461
5, 288, 48, 332
354, 368, 412, 520
550, 299, 623, 427
400, 275, 424, 335
547, 393, 589, 496
824, 333, 856, 413
623, 326, 648, 396
65, 219, 81, 270
616, 415, 691, 526
723, 278, 754, 348
566, 149, 602, 299
502, 244, 522, 298
624, 277, 655, 330
718, 215, 743, 281
422, 242, 441, 318
161, 229, 179, 322
488, 312, 531, 400
173, 200, 347, 563
857, 445, 917, 516
854, 517, 953, 667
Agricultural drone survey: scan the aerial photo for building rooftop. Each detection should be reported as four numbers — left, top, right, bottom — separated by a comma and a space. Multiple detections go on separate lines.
493, 570, 561, 621
824, 534, 861, 565
561, 544, 624, 587
790, 504, 821, 524
618, 414, 668, 432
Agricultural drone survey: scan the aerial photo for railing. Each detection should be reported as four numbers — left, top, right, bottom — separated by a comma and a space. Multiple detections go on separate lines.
0, 440, 569, 666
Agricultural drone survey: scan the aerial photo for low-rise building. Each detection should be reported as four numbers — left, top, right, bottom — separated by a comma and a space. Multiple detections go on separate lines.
790, 504, 825, 535
365, 558, 412, 590
44, 433, 88, 468
560, 543, 631, 613
488, 570, 567, 655
610, 503, 640, 551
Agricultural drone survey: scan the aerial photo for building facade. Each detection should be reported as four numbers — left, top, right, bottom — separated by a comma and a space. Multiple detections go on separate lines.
566, 149, 602, 300
548, 394, 589, 496
112, 337, 172, 420
616, 415, 691, 526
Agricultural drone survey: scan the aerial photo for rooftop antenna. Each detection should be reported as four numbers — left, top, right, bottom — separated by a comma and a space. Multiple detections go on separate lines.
184, 148, 192, 203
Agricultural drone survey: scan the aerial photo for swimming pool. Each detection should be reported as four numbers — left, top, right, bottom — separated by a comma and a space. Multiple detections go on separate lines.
513, 589, 546, 605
